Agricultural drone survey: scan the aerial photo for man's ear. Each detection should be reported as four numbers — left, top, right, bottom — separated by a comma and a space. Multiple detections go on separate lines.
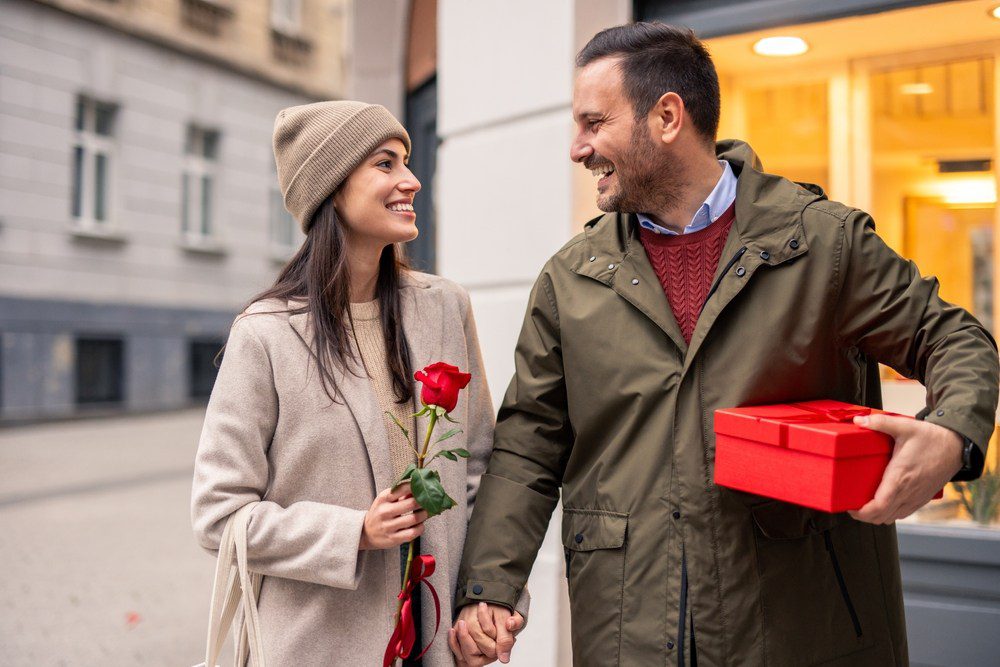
653, 91, 684, 145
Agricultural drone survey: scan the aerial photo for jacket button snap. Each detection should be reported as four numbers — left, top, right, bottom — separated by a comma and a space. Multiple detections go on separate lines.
789, 239, 799, 249
575, 533, 584, 544
735, 266, 746, 277
472, 584, 484, 595
608, 263, 615, 270
760, 250, 770, 260
672, 511, 681, 520
667, 641, 675, 650
631, 278, 639, 285
589, 256, 596, 262
936, 409, 945, 416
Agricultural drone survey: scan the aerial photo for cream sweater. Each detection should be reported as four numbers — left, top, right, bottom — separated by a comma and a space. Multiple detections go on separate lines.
349, 300, 416, 481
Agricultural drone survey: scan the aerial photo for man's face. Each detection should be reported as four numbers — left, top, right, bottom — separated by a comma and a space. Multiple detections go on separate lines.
570, 57, 676, 214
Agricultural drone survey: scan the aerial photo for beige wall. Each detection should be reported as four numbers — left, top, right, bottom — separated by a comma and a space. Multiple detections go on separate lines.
30, 0, 348, 99
436, 1, 631, 664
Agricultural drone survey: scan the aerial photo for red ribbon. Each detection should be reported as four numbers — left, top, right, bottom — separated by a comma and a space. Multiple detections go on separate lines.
383, 554, 442, 667
780, 402, 872, 424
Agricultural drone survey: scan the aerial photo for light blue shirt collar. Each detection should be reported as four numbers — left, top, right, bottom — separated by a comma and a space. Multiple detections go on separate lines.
637, 160, 737, 236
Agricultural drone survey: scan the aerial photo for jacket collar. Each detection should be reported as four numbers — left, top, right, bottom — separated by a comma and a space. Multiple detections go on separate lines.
572, 140, 825, 364
575, 140, 822, 276
286, 272, 443, 493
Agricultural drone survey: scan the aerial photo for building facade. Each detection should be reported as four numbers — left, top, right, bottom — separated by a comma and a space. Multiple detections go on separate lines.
2, 0, 998, 664
419, 1, 1000, 664
0, 0, 349, 421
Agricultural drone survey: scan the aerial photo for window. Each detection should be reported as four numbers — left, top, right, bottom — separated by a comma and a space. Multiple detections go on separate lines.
270, 0, 310, 65
181, 0, 233, 35
870, 56, 995, 334
182, 124, 221, 243
707, 7, 1000, 530
270, 0, 302, 36
75, 337, 124, 406
72, 96, 118, 228
189, 339, 224, 400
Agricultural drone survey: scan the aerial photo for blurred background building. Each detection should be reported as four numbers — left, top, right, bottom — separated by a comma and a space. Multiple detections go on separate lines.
1, 0, 998, 665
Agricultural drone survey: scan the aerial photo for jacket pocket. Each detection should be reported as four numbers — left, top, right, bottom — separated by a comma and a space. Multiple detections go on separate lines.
750, 501, 875, 665
561, 509, 628, 667
823, 530, 863, 638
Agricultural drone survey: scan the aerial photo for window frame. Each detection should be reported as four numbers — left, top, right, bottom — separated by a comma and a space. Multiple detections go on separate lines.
181, 124, 222, 247
71, 96, 118, 232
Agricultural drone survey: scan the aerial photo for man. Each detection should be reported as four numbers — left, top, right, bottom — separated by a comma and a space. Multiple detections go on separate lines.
449, 22, 998, 666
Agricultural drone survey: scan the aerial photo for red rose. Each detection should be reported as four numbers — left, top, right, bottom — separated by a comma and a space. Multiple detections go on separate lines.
414, 362, 472, 413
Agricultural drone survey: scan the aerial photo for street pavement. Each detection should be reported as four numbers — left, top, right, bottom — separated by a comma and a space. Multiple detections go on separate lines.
0, 409, 226, 666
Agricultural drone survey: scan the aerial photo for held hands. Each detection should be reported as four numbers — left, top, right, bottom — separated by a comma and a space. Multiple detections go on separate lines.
359, 482, 429, 550
449, 602, 524, 666
849, 413, 964, 524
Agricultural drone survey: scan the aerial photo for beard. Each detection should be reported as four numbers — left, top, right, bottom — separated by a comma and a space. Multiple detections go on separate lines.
597, 122, 680, 215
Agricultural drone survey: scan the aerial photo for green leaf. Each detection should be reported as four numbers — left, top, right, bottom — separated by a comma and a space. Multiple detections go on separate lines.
434, 406, 448, 418
413, 405, 432, 418
392, 463, 417, 491
442, 412, 460, 424
409, 467, 457, 517
384, 411, 410, 440
428, 446, 472, 463
434, 428, 463, 444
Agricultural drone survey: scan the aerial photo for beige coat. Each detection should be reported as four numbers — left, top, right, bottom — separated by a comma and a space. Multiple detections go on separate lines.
191, 272, 523, 666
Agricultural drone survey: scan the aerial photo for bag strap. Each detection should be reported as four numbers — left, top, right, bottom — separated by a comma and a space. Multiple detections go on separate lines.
203, 502, 265, 667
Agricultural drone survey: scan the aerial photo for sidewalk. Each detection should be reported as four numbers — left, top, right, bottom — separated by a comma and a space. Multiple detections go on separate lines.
0, 409, 219, 666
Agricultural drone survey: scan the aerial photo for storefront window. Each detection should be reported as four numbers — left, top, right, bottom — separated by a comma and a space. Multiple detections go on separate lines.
710, 12, 1000, 529
870, 56, 995, 323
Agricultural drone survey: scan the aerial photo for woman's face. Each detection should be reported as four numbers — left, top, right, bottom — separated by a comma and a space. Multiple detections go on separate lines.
333, 138, 421, 250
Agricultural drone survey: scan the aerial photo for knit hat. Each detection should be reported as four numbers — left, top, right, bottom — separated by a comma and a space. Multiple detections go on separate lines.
272, 101, 412, 232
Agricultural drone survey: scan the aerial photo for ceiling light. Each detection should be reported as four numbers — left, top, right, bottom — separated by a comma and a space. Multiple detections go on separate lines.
900, 83, 934, 95
937, 177, 996, 205
990, 5, 1000, 20
753, 36, 809, 57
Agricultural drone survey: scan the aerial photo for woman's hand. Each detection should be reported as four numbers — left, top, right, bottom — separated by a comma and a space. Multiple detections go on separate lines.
359, 482, 428, 550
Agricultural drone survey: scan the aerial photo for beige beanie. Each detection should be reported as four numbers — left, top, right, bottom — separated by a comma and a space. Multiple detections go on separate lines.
272, 100, 412, 232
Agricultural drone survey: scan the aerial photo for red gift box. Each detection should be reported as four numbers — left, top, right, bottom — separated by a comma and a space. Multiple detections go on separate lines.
714, 399, 941, 513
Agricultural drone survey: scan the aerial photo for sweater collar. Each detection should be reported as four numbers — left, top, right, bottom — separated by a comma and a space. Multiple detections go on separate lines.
576, 139, 820, 281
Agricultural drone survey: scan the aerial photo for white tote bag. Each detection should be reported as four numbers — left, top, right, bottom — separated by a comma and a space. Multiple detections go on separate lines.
195, 502, 266, 667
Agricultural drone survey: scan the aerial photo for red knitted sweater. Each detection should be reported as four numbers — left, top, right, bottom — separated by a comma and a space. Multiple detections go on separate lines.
638, 203, 736, 343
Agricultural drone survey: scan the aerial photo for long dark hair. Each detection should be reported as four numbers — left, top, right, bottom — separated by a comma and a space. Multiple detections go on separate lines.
232, 195, 414, 404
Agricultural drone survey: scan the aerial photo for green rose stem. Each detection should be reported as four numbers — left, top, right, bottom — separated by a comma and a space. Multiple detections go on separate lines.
394, 408, 439, 646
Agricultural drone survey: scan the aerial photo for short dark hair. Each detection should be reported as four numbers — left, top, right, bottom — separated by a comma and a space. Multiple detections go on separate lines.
576, 22, 720, 142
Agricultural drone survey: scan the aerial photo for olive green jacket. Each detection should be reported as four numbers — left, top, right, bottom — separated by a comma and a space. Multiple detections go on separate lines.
455, 140, 998, 666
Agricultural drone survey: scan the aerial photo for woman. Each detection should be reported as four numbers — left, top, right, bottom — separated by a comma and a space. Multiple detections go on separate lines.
191, 101, 525, 665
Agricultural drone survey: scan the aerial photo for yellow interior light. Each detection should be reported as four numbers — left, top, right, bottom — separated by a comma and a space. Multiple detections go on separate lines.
936, 177, 997, 205
991, 5, 1000, 20
752, 36, 809, 57
900, 82, 934, 95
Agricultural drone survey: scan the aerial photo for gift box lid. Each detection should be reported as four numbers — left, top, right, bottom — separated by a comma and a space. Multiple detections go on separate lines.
714, 399, 898, 458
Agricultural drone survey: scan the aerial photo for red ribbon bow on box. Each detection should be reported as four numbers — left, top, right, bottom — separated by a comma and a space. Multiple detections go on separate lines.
780, 403, 944, 500
782, 403, 873, 423
382, 555, 442, 667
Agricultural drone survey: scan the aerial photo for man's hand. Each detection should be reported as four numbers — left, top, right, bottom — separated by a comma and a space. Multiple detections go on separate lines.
448, 602, 524, 665
849, 413, 963, 524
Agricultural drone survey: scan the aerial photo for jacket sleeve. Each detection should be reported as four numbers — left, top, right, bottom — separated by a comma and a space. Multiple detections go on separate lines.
190, 315, 368, 590
456, 286, 533, 621
455, 267, 572, 611
834, 211, 999, 469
